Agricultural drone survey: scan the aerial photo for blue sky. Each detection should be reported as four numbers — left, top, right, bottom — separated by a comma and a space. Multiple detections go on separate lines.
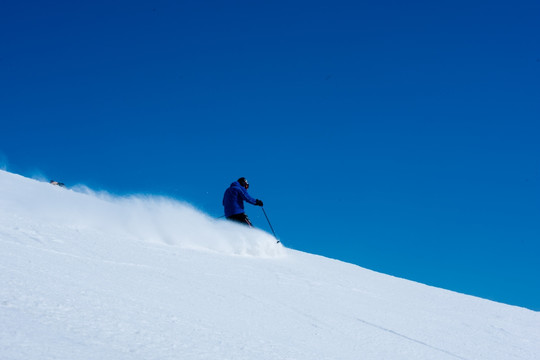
1, 0, 539, 310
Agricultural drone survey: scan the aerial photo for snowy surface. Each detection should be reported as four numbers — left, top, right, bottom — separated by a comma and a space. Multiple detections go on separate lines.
0, 170, 538, 360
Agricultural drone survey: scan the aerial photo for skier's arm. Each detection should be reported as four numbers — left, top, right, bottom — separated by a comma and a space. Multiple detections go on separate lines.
240, 188, 258, 205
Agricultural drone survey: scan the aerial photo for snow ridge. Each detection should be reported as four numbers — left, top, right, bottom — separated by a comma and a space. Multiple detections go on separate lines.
0, 170, 284, 258
0, 170, 539, 360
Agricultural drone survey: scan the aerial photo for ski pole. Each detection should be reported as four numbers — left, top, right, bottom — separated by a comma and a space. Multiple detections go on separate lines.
261, 207, 280, 243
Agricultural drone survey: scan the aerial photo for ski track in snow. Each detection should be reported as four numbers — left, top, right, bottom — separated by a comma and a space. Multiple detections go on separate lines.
355, 318, 469, 360
1, 170, 539, 360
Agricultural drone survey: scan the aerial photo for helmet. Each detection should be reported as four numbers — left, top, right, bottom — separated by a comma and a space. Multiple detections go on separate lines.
237, 177, 249, 189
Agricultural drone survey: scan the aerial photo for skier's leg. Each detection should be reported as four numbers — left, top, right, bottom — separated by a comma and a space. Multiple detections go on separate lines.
227, 213, 253, 227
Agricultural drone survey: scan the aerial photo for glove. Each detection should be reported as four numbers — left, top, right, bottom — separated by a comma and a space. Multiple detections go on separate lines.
255, 199, 263, 207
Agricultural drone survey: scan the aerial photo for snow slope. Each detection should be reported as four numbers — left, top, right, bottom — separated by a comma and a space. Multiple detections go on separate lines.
0, 170, 538, 360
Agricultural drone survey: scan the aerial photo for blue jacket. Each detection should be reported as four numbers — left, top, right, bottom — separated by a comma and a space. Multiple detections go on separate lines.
223, 181, 258, 217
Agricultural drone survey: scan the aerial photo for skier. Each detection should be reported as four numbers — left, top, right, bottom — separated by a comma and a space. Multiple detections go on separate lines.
50, 180, 65, 188
222, 177, 263, 226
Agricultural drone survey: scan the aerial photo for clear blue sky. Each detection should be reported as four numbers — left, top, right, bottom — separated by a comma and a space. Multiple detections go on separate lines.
1, 0, 539, 310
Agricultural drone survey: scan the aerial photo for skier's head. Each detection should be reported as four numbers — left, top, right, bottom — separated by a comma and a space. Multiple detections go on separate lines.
237, 177, 249, 189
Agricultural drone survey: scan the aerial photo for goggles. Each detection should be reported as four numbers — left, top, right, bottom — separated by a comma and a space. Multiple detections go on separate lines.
239, 179, 249, 189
